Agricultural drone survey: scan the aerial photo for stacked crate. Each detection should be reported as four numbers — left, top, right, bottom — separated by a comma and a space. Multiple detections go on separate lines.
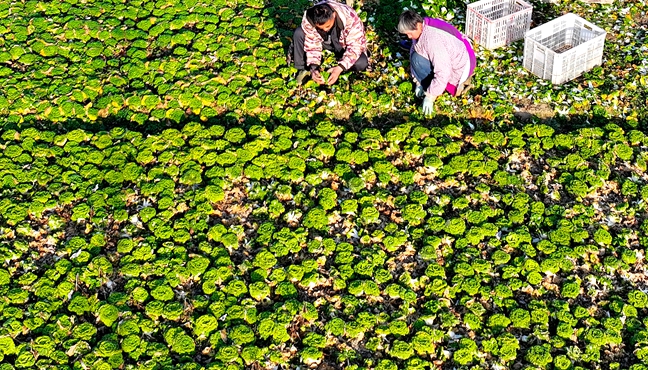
465, 0, 533, 50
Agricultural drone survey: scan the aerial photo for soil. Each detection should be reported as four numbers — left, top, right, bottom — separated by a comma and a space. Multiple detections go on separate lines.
513, 99, 555, 120
580, 0, 614, 4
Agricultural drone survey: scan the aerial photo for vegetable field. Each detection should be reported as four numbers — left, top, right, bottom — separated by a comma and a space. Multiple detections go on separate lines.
0, 0, 647, 370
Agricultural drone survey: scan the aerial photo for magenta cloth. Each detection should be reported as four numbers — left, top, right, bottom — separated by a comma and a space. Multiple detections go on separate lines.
423, 17, 476, 78
445, 83, 457, 96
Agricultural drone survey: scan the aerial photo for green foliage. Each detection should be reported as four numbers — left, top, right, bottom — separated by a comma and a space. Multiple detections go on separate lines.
629, 290, 648, 308
325, 318, 345, 336
0, 4, 644, 367
389, 340, 413, 360
14, 351, 35, 368
229, 324, 256, 345
318, 188, 337, 210
389, 320, 410, 336
68, 295, 90, 315
554, 354, 572, 370
216, 345, 240, 362
453, 338, 478, 365
402, 203, 427, 226
488, 313, 511, 331
254, 249, 277, 269
360, 206, 380, 224
98, 304, 119, 326
249, 281, 271, 301
510, 308, 531, 329
0, 336, 16, 355
594, 228, 612, 245
446, 218, 466, 235
225, 280, 248, 297
151, 285, 175, 301
194, 315, 219, 337
73, 322, 97, 341
303, 208, 328, 230
412, 332, 435, 355
303, 332, 326, 348
0, 269, 10, 286
205, 185, 225, 203
242, 345, 264, 365
526, 344, 552, 367
300, 346, 323, 363
187, 256, 210, 276
165, 327, 195, 354
561, 279, 581, 299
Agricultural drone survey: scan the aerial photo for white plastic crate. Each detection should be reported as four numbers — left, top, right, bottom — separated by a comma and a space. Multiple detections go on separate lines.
523, 13, 606, 84
465, 0, 533, 50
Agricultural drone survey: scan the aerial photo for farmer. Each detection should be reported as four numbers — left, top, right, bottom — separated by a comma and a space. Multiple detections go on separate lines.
398, 10, 477, 115
289, 1, 368, 85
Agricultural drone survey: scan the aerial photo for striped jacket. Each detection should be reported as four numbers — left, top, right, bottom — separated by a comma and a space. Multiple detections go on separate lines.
301, 1, 367, 70
412, 23, 470, 97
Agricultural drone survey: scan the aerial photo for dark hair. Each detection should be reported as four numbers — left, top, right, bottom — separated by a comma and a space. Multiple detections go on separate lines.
398, 10, 423, 33
306, 3, 334, 25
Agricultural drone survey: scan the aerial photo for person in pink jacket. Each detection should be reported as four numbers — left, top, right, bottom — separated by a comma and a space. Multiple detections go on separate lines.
398, 10, 477, 115
290, 1, 368, 85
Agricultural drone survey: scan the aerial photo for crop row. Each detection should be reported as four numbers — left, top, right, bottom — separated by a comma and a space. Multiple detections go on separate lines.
1, 121, 648, 369
0, 0, 646, 127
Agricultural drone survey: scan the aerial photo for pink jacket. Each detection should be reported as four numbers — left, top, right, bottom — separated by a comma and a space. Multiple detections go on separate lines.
301, 1, 367, 70
413, 22, 470, 97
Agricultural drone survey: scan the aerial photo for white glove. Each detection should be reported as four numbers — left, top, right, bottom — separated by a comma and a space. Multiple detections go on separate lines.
422, 95, 436, 116
415, 85, 425, 98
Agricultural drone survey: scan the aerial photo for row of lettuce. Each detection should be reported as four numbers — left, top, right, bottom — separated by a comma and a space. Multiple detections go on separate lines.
0, 0, 646, 126
1, 120, 648, 369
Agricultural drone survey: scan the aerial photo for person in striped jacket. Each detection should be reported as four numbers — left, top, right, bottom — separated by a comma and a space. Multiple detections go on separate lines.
290, 1, 368, 85
398, 10, 477, 115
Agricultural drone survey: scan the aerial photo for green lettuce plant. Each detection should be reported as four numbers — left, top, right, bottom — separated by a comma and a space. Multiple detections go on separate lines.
68, 295, 90, 316
453, 338, 478, 366
526, 344, 552, 367
300, 346, 323, 365
389, 340, 413, 360
561, 278, 581, 299
98, 304, 119, 327
229, 324, 255, 345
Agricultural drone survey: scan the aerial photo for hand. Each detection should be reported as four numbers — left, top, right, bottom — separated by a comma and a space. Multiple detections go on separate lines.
422, 95, 436, 116
415, 85, 425, 98
326, 66, 344, 85
311, 70, 325, 84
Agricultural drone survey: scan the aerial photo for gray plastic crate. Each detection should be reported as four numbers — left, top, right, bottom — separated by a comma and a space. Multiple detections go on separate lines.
465, 0, 533, 50
523, 13, 606, 84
